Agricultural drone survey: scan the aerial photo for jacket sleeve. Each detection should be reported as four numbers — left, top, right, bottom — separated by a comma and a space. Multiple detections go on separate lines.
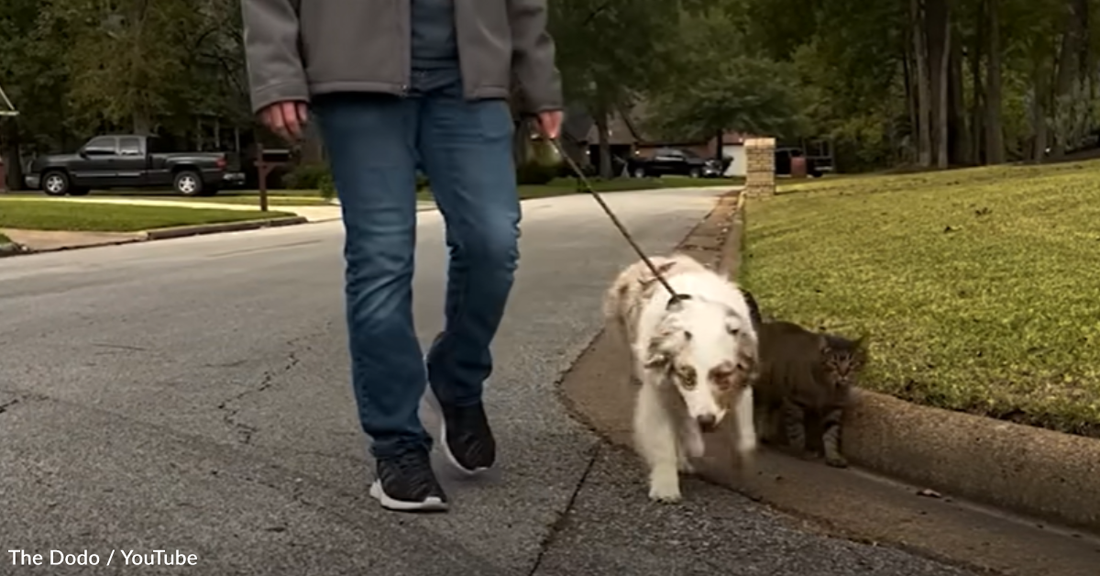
507, 0, 563, 114
241, 0, 310, 114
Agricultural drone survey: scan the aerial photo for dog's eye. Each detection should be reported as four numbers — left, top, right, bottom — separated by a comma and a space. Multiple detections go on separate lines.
678, 367, 697, 389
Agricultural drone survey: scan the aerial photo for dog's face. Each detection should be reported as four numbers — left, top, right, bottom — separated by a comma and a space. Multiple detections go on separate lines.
643, 299, 758, 432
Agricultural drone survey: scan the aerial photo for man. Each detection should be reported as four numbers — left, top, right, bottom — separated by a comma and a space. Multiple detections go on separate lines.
241, 0, 563, 513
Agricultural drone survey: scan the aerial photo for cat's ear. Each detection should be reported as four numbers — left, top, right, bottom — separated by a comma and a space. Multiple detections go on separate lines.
817, 334, 832, 355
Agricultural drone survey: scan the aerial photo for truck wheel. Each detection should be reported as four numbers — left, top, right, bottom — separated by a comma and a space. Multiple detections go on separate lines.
633, 167, 646, 178
42, 171, 70, 196
688, 167, 702, 178
174, 170, 203, 196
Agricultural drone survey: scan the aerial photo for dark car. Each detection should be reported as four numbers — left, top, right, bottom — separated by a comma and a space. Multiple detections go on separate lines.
627, 147, 723, 179
24, 134, 244, 197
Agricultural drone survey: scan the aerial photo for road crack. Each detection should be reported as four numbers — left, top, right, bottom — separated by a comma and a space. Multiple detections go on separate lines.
216, 332, 316, 444
0, 391, 49, 416
526, 442, 601, 576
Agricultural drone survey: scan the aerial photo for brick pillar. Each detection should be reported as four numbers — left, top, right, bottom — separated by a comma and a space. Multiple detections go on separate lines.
744, 137, 776, 196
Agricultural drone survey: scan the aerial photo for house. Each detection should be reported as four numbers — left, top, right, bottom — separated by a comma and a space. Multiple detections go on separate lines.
563, 102, 757, 177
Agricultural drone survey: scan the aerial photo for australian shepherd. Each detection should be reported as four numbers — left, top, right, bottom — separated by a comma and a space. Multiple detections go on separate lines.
603, 253, 760, 503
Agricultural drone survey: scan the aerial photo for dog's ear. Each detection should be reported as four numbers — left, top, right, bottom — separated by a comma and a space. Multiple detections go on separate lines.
643, 349, 671, 370
644, 327, 690, 370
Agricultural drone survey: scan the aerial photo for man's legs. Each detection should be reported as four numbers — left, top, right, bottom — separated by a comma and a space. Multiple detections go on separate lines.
418, 79, 520, 474
313, 92, 447, 511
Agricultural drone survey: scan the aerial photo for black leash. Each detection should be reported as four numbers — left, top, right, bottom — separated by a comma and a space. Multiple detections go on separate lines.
540, 133, 690, 307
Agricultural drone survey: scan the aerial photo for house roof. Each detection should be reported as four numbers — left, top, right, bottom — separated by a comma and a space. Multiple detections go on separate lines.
569, 100, 755, 145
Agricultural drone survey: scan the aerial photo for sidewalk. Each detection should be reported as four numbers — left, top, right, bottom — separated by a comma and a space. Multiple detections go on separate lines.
16, 197, 439, 223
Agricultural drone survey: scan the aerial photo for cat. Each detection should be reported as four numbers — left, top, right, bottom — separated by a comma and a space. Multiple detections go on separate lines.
752, 320, 867, 468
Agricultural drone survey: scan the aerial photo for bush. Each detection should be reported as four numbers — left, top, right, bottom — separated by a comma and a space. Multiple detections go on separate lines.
282, 163, 331, 190
516, 161, 557, 185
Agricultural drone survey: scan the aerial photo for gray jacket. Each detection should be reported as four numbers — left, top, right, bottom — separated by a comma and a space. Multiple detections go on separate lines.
241, 0, 562, 115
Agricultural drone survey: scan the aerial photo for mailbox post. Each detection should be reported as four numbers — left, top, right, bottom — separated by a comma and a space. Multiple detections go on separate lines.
254, 144, 291, 212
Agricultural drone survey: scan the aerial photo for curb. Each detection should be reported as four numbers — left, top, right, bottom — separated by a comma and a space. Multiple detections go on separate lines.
0, 217, 310, 258
142, 216, 308, 240
730, 198, 1100, 534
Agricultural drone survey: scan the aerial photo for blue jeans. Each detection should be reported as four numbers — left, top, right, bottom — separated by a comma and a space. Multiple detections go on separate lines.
313, 70, 520, 459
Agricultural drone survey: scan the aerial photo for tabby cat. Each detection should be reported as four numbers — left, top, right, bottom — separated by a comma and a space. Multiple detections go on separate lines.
752, 320, 867, 468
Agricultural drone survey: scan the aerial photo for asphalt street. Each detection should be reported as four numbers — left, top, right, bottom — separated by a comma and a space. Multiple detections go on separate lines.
0, 188, 975, 575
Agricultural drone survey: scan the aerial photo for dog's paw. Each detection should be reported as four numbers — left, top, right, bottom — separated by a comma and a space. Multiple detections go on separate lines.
677, 455, 696, 474
825, 455, 849, 468
648, 471, 682, 503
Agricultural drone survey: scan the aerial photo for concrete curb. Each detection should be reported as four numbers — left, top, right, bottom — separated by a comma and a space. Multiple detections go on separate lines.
0, 217, 310, 259
730, 199, 1100, 534
142, 216, 308, 240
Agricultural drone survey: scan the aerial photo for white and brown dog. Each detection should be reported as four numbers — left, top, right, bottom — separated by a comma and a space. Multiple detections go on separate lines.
603, 253, 759, 503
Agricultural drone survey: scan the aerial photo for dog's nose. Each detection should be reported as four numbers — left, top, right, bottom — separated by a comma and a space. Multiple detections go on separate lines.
696, 414, 717, 432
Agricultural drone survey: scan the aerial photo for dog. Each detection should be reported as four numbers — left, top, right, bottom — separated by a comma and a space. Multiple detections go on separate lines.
603, 253, 760, 503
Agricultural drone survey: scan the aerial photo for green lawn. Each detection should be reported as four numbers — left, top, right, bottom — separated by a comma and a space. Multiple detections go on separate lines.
740, 160, 1100, 438
0, 199, 295, 232
9, 175, 739, 206
417, 175, 742, 202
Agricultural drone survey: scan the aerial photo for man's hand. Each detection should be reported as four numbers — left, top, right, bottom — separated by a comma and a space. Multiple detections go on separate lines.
537, 110, 563, 140
261, 101, 310, 142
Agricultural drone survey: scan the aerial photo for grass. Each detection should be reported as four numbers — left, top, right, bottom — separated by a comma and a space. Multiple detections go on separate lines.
0, 198, 295, 232
739, 160, 1100, 438
8, 174, 740, 206
416, 175, 742, 202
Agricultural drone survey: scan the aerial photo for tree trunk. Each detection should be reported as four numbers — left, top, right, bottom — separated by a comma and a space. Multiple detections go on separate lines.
595, 109, 612, 179
1031, 59, 1050, 163
969, 0, 985, 165
1, 122, 22, 192
1050, 0, 1083, 159
912, 0, 933, 167
133, 111, 151, 136
985, 0, 1005, 164
903, 30, 919, 164
949, 28, 969, 165
924, 0, 951, 169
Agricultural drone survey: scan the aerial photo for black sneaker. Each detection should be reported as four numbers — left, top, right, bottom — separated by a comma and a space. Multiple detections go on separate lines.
439, 402, 496, 476
369, 449, 448, 512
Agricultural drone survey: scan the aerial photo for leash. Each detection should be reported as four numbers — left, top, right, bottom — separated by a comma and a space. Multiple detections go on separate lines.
539, 132, 691, 308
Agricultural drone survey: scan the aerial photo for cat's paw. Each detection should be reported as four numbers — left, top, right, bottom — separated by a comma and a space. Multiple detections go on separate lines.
677, 456, 696, 474
825, 454, 849, 468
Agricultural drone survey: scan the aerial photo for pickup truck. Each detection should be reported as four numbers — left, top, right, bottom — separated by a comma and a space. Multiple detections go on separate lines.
24, 134, 244, 196
627, 147, 724, 179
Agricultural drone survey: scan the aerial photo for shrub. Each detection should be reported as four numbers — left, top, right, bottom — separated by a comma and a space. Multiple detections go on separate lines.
282, 163, 331, 190
516, 161, 557, 185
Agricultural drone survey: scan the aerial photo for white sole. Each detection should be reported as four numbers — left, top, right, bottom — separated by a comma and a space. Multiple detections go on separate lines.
424, 384, 491, 478
369, 480, 448, 512
440, 417, 490, 477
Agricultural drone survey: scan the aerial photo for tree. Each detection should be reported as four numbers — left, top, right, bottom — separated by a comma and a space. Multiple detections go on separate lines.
548, 0, 684, 177
647, 56, 805, 145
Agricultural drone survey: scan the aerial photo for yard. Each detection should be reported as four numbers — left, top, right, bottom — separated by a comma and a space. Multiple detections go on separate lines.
10, 174, 740, 204
0, 198, 295, 232
740, 160, 1100, 438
